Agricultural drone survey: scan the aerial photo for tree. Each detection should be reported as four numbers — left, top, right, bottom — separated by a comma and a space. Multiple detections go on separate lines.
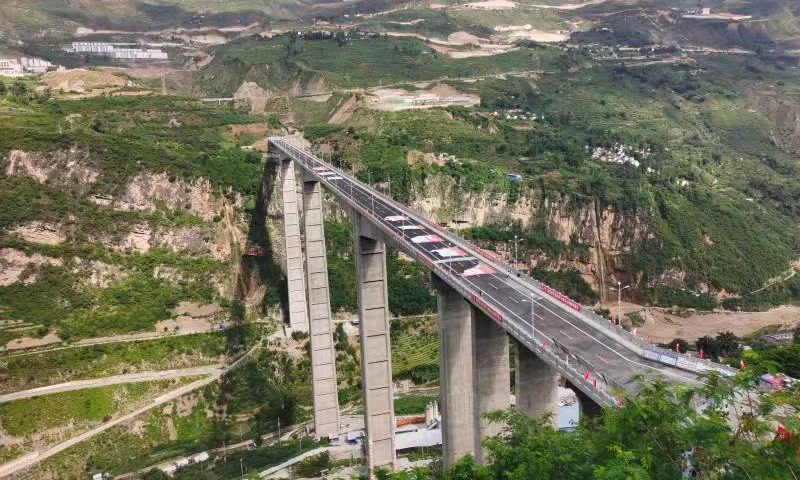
378, 374, 800, 480
0, 81, 6, 96
335, 30, 347, 47
666, 338, 690, 353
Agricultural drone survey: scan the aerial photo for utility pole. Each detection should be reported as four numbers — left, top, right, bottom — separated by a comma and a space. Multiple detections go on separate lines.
240, 458, 244, 478
514, 234, 519, 266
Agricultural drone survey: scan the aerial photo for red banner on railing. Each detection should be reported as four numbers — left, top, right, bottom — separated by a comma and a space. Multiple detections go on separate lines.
540, 285, 582, 311
471, 294, 503, 323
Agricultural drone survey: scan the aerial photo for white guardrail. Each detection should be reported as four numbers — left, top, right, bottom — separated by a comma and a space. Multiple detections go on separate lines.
269, 138, 736, 400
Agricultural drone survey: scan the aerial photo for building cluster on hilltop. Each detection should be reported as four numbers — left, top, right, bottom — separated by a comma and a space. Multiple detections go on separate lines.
0, 57, 62, 77
590, 143, 651, 168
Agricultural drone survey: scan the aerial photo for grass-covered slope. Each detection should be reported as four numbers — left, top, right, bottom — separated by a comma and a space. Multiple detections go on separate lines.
301, 54, 800, 307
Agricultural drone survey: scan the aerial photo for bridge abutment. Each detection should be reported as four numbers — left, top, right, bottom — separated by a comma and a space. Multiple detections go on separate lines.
354, 214, 397, 471
302, 176, 340, 438
433, 275, 479, 467
515, 343, 559, 424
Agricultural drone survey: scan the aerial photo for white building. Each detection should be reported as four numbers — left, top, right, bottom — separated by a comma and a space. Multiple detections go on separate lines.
0, 57, 57, 77
0, 58, 24, 77
65, 42, 168, 60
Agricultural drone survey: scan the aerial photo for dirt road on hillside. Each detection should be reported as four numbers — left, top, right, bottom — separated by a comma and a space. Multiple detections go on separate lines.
0, 343, 260, 478
0, 365, 223, 403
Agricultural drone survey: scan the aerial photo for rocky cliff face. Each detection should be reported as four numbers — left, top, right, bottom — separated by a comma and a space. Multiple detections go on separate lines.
1, 148, 248, 301
408, 175, 652, 300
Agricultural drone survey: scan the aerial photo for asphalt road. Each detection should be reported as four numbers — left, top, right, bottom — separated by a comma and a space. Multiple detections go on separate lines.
271, 138, 704, 400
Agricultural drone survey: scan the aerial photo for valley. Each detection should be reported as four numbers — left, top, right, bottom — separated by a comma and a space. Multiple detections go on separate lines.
0, 0, 799, 478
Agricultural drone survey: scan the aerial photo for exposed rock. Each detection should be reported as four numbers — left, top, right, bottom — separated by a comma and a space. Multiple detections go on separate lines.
71, 259, 125, 288
408, 176, 650, 293
234, 81, 274, 114
3, 148, 99, 190
104, 172, 236, 222
105, 223, 231, 261
9, 222, 66, 245
0, 248, 63, 286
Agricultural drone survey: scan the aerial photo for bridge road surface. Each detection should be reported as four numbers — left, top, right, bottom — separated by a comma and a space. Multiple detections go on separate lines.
270, 138, 705, 403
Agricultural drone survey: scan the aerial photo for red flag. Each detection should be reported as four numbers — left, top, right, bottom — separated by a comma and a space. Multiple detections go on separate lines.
739, 359, 746, 370
777, 425, 791, 441
675, 343, 681, 353
615, 396, 622, 406
593, 376, 597, 389
699, 349, 705, 360
584, 369, 590, 381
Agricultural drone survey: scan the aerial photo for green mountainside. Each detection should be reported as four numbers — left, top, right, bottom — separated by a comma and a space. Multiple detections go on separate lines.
1, 0, 800, 478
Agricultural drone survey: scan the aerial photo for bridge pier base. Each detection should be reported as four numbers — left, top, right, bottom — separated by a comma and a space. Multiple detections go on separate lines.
434, 275, 479, 467
515, 343, 559, 425
354, 214, 396, 471
279, 157, 309, 333
303, 176, 340, 438
474, 311, 510, 463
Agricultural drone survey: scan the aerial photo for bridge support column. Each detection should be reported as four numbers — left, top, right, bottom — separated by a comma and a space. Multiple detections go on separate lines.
354, 214, 396, 471
474, 311, 510, 462
433, 275, 479, 467
280, 158, 309, 332
515, 344, 559, 424
303, 176, 340, 438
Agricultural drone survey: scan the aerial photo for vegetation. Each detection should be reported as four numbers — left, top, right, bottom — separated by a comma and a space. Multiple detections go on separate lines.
392, 318, 439, 384
377, 373, 800, 480
0, 332, 233, 394
0, 379, 190, 437
395, 395, 439, 415
197, 35, 573, 94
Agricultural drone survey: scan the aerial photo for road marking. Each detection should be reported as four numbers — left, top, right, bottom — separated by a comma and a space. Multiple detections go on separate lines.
559, 330, 573, 340
509, 297, 519, 304
489, 283, 498, 290
595, 354, 609, 365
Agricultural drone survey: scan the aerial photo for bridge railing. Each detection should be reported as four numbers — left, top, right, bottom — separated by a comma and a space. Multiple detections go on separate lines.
269, 137, 738, 382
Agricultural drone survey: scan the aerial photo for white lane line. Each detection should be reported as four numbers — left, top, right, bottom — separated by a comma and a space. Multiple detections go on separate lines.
489, 283, 498, 290
595, 354, 610, 365
510, 297, 519, 304
559, 330, 573, 340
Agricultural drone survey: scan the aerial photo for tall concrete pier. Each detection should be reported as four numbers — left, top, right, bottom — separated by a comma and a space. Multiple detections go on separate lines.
354, 214, 396, 470
516, 343, 559, 423
434, 275, 478, 466
302, 176, 340, 437
279, 158, 309, 333
474, 311, 510, 454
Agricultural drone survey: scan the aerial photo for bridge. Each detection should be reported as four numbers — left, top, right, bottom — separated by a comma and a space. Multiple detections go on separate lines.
267, 137, 737, 472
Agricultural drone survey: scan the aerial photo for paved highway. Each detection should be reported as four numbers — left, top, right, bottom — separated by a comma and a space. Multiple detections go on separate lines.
270, 138, 716, 406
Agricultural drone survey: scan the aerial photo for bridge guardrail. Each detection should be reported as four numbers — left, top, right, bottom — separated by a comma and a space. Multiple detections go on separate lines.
269, 138, 737, 382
